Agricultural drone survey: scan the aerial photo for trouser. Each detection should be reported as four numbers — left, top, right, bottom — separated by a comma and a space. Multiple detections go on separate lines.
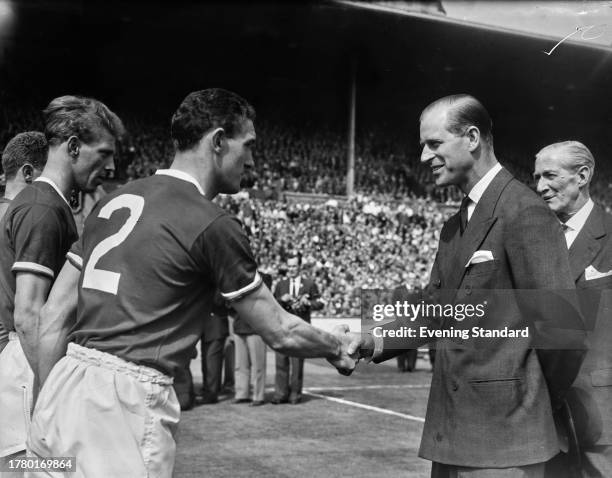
234, 334, 267, 402
274, 352, 303, 401
201, 338, 226, 400
0, 332, 33, 458
27, 343, 179, 478
223, 338, 235, 391
396, 349, 418, 371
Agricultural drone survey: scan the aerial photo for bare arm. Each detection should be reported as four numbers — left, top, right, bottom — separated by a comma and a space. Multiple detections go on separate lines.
36, 261, 79, 388
232, 284, 356, 372
14, 272, 52, 373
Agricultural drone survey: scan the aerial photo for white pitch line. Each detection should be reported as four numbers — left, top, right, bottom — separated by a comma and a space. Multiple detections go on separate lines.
303, 391, 426, 423
304, 384, 430, 392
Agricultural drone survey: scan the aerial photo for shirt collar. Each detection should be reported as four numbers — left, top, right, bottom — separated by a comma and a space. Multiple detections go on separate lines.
155, 169, 205, 196
34, 177, 70, 207
466, 162, 503, 206
564, 198, 594, 233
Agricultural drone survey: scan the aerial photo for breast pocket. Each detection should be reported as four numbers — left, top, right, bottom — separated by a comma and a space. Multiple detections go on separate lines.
581, 275, 612, 290
466, 260, 499, 277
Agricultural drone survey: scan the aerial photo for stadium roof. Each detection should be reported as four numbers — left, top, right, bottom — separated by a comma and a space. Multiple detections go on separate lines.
335, 1, 612, 52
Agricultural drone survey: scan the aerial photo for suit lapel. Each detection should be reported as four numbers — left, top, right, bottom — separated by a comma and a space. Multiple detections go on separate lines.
446, 168, 512, 290
568, 205, 606, 282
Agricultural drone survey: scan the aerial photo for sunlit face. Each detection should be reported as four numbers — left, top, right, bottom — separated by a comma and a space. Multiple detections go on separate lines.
419, 106, 474, 190
287, 257, 299, 278
218, 119, 256, 194
72, 127, 116, 193
533, 151, 581, 217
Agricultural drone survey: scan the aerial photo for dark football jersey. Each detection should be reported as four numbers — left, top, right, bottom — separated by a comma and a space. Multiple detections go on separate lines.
67, 169, 261, 377
0, 179, 77, 332
0, 197, 11, 220
0, 197, 11, 352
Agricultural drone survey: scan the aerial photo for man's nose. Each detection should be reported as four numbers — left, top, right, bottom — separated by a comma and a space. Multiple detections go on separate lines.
421, 146, 435, 163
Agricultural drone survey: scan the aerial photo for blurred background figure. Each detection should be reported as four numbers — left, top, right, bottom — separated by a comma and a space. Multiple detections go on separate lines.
272, 255, 323, 404
198, 293, 230, 405
232, 271, 272, 406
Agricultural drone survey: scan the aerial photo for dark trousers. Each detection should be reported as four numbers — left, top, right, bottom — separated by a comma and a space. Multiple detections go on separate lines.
173, 364, 194, 410
223, 338, 235, 391
274, 352, 303, 401
201, 338, 225, 401
397, 349, 418, 371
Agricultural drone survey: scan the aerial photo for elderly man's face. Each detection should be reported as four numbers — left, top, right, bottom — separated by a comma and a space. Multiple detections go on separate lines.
419, 106, 474, 190
533, 152, 581, 217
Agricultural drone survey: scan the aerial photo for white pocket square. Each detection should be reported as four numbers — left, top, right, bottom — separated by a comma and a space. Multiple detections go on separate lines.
584, 265, 612, 281
465, 250, 494, 267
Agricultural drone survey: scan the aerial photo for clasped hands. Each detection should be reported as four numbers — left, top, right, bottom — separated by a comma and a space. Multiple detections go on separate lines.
327, 324, 374, 376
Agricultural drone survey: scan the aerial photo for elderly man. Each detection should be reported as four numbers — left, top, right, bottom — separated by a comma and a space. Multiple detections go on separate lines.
351, 94, 584, 477
535, 141, 612, 478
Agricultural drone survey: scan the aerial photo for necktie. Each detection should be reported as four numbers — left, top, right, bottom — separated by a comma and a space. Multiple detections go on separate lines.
460, 196, 471, 235
290, 279, 295, 297
561, 223, 571, 248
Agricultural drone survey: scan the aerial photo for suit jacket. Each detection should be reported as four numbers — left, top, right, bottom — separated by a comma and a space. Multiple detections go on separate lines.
375, 167, 585, 467
273, 276, 322, 323
564, 204, 612, 447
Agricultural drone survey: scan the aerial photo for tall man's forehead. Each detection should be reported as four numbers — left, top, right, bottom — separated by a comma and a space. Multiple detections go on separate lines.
287, 257, 299, 266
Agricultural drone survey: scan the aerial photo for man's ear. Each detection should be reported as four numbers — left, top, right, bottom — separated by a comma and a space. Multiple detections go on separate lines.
67, 136, 80, 160
211, 128, 226, 154
465, 126, 481, 153
21, 163, 34, 183
576, 165, 592, 188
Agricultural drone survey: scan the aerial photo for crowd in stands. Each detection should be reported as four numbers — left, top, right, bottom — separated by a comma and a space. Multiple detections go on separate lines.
220, 194, 447, 316
3, 105, 612, 316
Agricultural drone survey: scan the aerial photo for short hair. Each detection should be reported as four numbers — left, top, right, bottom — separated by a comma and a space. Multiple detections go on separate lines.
536, 140, 595, 181
171, 88, 256, 151
421, 94, 493, 146
43, 95, 125, 147
2, 131, 48, 179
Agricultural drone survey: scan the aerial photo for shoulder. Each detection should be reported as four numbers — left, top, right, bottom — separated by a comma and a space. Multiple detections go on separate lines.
594, 204, 612, 233
497, 178, 555, 221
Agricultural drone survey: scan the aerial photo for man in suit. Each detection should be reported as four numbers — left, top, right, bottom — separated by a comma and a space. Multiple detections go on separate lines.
535, 141, 612, 478
273, 256, 323, 404
392, 284, 418, 372
351, 94, 585, 477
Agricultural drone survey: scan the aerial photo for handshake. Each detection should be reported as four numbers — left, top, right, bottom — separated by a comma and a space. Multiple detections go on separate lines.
326, 325, 374, 376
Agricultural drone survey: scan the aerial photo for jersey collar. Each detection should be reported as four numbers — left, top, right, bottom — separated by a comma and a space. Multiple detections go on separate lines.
34, 176, 70, 207
155, 169, 205, 196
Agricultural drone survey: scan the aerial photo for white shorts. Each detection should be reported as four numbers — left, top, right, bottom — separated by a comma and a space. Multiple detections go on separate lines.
0, 332, 34, 457
26, 343, 180, 478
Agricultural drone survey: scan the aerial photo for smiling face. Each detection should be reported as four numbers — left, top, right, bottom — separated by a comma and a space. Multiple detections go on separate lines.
287, 257, 300, 279
72, 126, 116, 193
533, 151, 582, 218
419, 106, 475, 192
217, 119, 256, 194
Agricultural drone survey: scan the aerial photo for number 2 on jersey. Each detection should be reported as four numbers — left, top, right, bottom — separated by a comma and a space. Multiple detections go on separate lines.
82, 194, 145, 294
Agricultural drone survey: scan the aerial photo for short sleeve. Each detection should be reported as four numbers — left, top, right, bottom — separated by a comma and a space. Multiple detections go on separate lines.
66, 235, 84, 270
192, 214, 261, 301
9, 204, 67, 279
